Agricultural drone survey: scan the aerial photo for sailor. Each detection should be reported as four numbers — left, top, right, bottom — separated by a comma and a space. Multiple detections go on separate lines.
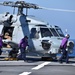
18, 36, 28, 61
0, 34, 3, 55
59, 34, 70, 63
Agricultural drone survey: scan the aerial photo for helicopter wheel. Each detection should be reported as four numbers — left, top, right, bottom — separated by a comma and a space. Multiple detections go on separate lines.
41, 53, 57, 61
41, 53, 53, 61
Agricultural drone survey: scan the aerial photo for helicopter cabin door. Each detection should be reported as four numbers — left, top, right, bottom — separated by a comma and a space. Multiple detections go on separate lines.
0, 25, 3, 34
2, 26, 14, 48
30, 28, 43, 51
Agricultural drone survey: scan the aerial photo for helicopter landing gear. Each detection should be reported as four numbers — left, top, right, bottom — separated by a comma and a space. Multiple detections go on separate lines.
41, 53, 57, 61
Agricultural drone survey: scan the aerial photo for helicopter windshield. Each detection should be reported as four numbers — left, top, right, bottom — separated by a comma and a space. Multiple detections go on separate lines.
50, 28, 59, 36
40, 28, 53, 37
56, 28, 64, 37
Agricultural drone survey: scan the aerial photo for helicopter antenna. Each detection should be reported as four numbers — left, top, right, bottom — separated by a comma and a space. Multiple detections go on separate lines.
13, 7, 15, 14
0, 1, 40, 15
65, 29, 68, 35
26, 8, 28, 16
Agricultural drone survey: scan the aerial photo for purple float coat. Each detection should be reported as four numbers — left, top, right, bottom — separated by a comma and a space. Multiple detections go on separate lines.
60, 37, 68, 49
19, 38, 28, 48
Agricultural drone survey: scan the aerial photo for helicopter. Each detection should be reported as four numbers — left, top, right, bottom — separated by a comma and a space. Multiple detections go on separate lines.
0, 1, 74, 59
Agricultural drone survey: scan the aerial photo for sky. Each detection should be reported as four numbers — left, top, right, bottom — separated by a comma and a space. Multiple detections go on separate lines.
0, 0, 75, 39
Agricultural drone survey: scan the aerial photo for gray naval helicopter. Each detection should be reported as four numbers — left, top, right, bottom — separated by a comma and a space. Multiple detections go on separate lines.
0, 1, 74, 59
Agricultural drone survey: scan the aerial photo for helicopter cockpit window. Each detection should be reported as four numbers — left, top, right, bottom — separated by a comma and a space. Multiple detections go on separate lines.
56, 29, 64, 37
30, 28, 39, 39
50, 28, 59, 36
40, 28, 53, 37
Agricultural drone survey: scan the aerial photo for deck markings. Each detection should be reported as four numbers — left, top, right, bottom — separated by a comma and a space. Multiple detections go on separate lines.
19, 62, 51, 75
32, 62, 51, 70
19, 72, 31, 75
72, 64, 75, 66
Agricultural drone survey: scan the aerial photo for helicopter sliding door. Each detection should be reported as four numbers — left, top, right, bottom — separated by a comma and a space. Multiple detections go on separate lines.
30, 28, 43, 51
2, 26, 14, 40
2, 26, 14, 48
0, 25, 3, 34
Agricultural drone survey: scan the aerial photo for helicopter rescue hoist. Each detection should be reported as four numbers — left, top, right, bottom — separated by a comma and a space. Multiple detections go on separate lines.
0, 1, 74, 60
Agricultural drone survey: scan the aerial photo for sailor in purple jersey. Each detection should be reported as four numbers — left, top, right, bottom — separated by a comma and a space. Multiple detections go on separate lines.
0, 34, 3, 55
61, 37, 68, 49
19, 38, 28, 49
59, 34, 70, 63
18, 36, 28, 61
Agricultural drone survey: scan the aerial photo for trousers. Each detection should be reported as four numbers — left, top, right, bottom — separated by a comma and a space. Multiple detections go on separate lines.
18, 47, 26, 61
0, 48, 2, 55
59, 49, 68, 63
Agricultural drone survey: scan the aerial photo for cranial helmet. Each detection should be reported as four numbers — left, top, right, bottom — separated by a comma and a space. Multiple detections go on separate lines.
65, 34, 70, 38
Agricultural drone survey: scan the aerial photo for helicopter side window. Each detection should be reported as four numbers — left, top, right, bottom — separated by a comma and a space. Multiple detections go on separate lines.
2, 27, 14, 48
3, 15, 13, 26
2, 27, 14, 40
7, 15, 13, 25
56, 29, 65, 37
30, 28, 39, 39
50, 28, 59, 36
40, 28, 53, 37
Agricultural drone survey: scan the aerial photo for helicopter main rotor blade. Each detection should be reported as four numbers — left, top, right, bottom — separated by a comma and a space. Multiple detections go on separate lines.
0, 1, 40, 9
0, 1, 15, 7
39, 6, 75, 13
0, 1, 75, 13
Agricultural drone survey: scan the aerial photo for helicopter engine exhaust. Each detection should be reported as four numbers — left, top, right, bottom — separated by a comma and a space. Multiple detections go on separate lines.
41, 40, 51, 50
59, 41, 74, 54
67, 41, 74, 53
